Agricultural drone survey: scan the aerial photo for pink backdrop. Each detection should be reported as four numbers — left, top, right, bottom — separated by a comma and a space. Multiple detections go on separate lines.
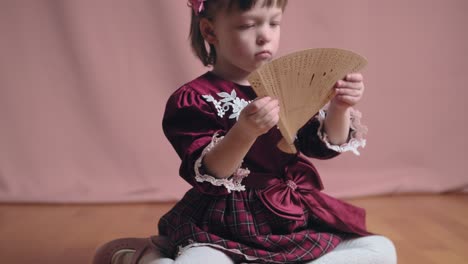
0, 0, 467, 203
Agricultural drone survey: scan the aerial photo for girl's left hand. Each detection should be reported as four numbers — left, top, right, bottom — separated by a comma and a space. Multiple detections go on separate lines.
331, 73, 365, 109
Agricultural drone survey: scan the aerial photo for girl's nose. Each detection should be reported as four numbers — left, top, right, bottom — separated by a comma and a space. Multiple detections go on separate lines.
257, 36, 268, 45
256, 26, 271, 45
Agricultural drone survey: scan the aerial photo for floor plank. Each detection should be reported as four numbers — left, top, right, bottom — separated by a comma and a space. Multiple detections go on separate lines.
0, 194, 466, 263
348, 194, 468, 264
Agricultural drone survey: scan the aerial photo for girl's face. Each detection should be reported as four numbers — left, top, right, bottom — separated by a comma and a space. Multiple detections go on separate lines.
211, 2, 283, 76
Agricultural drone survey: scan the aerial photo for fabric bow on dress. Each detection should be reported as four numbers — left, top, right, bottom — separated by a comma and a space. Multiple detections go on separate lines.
255, 159, 370, 236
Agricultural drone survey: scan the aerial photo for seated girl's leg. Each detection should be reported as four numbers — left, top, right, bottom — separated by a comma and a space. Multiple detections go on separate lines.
173, 246, 234, 264
306, 235, 397, 264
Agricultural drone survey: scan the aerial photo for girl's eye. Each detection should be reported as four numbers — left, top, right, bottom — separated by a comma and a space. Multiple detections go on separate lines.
270, 21, 281, 27
238, 24, 255, 30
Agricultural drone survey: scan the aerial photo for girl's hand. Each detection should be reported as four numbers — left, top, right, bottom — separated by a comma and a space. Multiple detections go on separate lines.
237, 96, 280, 139
331, 73, 365, 110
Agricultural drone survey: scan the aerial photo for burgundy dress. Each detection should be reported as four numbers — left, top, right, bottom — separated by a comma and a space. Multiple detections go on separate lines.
158, 72, 370, 263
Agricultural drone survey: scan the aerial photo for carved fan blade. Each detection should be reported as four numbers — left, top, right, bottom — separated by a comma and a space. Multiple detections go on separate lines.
247, 48, 367, 153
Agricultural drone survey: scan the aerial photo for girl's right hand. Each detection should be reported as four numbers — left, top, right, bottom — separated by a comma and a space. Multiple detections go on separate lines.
237, 96, 280, 139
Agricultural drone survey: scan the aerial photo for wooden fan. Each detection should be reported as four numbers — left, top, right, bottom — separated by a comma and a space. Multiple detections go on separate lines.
247, 48, 367, 153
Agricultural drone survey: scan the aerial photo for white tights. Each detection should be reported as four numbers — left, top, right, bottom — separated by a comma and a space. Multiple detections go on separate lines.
137, 245, 234, 264
142, 235, 396, 264
306, 235, 397, 264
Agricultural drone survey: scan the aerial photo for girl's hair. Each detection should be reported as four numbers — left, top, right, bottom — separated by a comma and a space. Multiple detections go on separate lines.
189, 0, 288, 66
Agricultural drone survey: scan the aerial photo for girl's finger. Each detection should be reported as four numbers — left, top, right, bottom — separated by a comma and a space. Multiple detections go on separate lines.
345, 73, 363, 82
336, 95, 359, 105
246, 96, 272, 115
258, 108, 280, 130
335, 80, 364, 90
256, 99, 279, 119
254, 96, 272, 106
335, 88, 363, 97
264, 108, 280, 124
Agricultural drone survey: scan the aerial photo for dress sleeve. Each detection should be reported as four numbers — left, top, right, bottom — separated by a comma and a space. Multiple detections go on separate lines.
296, 105, 368, 159
162, 86, 248, 196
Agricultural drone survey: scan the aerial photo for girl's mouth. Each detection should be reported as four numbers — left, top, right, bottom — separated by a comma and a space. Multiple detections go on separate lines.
255, 51, 272, 59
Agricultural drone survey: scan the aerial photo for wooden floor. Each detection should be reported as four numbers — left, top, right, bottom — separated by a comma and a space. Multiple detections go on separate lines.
0, 194, 467, 264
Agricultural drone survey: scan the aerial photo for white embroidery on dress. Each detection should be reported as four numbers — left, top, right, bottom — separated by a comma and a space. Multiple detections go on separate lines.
202, 89, 250, 120
316, 104, 368, 155
194, 133, 250, 193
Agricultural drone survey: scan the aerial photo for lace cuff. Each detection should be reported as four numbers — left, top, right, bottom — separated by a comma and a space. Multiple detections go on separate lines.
316, 105, 368, 155
194, 133, 250, 193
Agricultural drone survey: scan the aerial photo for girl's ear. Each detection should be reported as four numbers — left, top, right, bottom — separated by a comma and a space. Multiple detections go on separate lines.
199, 18, 217, 45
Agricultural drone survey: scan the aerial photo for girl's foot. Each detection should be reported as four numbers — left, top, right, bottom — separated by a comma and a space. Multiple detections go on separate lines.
112, 248, 169, 264
93, 236, 172, 264
111, 249, 135, 264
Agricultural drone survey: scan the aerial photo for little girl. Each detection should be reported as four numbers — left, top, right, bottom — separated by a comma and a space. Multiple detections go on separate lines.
93, 0, 397, 263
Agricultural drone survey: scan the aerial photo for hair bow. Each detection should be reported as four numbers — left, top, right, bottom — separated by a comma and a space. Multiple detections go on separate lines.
188, 0, 207, 15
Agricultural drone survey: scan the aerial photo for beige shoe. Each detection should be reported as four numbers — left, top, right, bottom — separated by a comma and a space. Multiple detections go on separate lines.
92, 236, 172, 264
111, 248, 136, 264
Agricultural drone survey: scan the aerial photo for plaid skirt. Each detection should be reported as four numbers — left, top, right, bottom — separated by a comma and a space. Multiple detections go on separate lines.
158, 188, 354, 263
